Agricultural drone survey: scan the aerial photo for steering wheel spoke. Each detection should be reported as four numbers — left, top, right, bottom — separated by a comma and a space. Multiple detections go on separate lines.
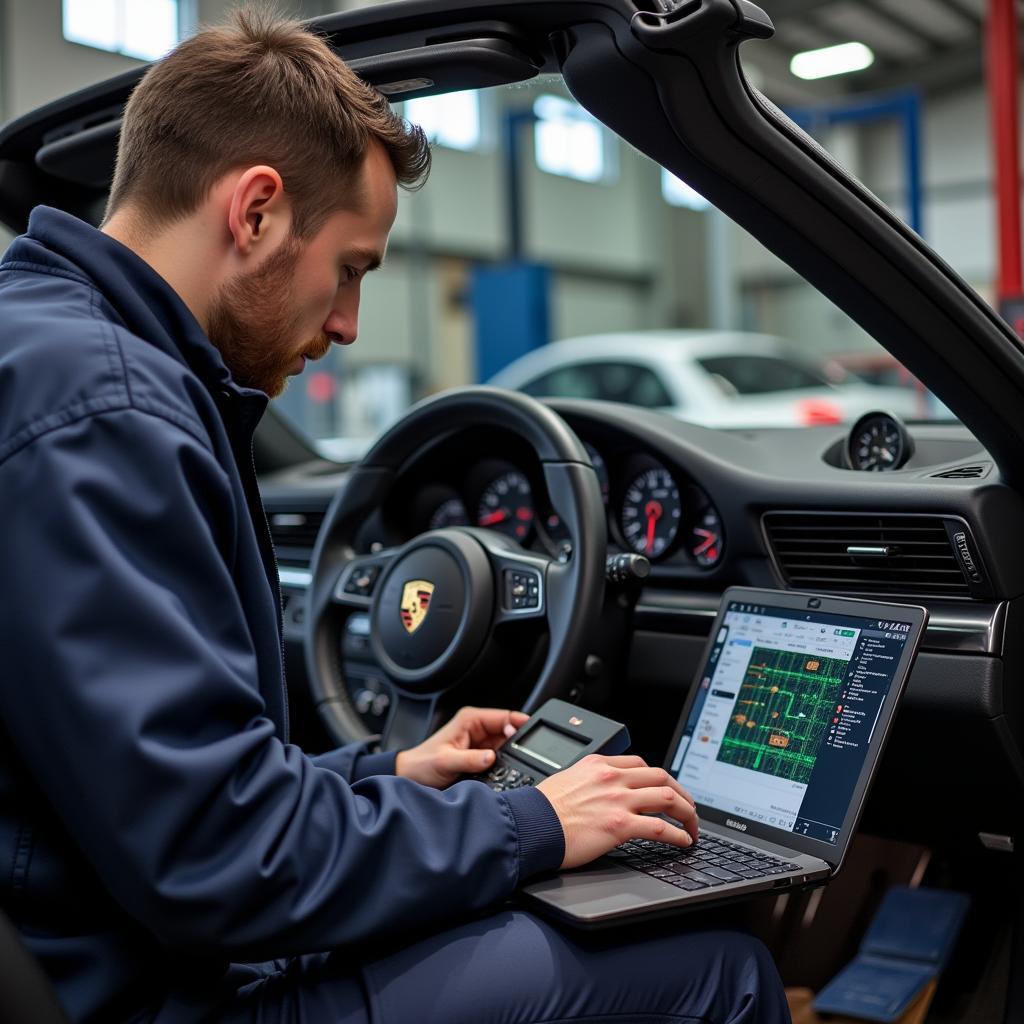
331, 549, 399, 610
381, 691, 442, 752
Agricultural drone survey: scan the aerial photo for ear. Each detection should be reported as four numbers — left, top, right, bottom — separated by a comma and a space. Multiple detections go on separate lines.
226, 166, 291, 256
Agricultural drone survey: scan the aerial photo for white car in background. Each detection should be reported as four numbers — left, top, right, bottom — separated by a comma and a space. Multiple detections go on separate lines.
488, 330, 928, 427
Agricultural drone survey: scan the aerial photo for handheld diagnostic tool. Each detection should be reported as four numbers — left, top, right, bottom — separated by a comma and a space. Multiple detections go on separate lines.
471, 699, 631, 791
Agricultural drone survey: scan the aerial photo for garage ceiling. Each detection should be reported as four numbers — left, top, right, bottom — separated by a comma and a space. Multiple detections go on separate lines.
751, 0, 1000, 103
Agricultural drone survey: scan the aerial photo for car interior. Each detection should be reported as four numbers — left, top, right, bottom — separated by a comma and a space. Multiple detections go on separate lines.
2, 0, 1024, 1020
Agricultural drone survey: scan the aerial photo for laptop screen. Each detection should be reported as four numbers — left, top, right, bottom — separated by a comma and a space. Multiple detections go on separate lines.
670, 598, 916, 847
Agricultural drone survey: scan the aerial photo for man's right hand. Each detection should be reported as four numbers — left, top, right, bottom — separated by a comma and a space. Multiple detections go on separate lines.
536, 754, 700, 870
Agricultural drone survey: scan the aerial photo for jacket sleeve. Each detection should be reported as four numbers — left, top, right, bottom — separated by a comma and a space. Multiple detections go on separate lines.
0, 407, 564, 959
311, 742, 398, 782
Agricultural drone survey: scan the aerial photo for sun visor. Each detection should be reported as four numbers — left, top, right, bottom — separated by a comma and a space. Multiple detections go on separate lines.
348, 37, 539, 99
28, 35, 537, 193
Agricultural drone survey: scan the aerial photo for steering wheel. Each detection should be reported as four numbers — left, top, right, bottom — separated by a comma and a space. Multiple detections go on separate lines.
303, 387, 607, 751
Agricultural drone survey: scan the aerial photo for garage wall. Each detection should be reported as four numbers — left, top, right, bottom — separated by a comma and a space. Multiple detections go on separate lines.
859, 84, 1001, 292
729, 84, 1017, 347
0, 2, 1015, 392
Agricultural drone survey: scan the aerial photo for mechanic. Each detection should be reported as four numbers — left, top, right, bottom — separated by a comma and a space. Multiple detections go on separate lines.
0, 11, 789, 1023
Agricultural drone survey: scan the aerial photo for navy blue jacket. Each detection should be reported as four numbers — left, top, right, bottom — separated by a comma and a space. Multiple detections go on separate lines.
0, 208, 564, 1022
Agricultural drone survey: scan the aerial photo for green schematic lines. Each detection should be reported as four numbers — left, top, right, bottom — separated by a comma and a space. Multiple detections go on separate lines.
716, 646, 849, 784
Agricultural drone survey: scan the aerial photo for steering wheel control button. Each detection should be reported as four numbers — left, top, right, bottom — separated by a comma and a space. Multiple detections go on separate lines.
335, 563, 381, 601
505, 569, 541, 611
342, 614, 373, 659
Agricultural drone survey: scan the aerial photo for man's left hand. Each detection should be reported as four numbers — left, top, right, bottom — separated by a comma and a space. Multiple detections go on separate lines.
395, 706, 529, 789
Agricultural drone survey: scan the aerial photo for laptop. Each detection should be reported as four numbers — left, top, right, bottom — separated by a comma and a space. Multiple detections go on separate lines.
521, 586, 928, 928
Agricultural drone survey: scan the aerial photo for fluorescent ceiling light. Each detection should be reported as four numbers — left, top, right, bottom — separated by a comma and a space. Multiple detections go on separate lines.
790, 42, 874, 80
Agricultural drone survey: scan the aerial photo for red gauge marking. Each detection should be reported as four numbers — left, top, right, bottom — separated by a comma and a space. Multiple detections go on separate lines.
644, 500, 663, 554
693, 528, 717, 556
516, 506, 533, 522
479, 509, 509, 527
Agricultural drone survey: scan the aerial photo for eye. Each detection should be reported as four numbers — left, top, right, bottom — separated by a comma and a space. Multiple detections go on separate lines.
344, 265, 360, 283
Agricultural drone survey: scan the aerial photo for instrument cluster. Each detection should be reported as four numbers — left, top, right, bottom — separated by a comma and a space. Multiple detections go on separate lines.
403, 437, 725, 570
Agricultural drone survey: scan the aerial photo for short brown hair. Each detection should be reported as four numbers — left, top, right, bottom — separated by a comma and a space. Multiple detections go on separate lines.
105, 8, 430, 237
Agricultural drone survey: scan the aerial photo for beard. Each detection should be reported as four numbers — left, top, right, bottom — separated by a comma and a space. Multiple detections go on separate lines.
207, 235, 331, 398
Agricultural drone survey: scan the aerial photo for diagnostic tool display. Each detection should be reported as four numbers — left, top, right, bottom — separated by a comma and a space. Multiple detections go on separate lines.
470, 699, 630, 791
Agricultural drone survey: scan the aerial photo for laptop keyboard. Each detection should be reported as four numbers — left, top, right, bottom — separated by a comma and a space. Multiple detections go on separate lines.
609, 834, 795, 891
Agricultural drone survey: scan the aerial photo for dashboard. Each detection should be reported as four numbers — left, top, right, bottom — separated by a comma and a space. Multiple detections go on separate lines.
260, 397, 1024, 849
374, 427, 725, 571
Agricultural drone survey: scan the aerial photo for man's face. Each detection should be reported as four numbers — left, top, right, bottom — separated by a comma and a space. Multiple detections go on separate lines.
208, 144, 398, 397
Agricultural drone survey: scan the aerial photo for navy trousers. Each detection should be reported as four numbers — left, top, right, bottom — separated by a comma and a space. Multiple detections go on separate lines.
175, 910, 790, 1024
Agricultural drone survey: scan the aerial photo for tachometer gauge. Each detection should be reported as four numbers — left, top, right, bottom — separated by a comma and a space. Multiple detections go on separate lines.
690, 506, 723, 567
846, 411, 915, 471
429, 497, 470, 530
477, 470, 534, 541
620, 466, 682, 557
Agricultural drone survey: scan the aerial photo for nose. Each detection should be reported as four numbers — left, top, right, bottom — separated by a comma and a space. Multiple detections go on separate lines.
325, 286, 359, 346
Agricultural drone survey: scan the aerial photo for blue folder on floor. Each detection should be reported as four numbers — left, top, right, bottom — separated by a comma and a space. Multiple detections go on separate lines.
813, 886, 970, 1022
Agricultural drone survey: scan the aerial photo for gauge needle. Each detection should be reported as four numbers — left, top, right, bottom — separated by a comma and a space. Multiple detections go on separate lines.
479, 509, 509, 526
693, 528, 716, 555
644, 500, 663, 554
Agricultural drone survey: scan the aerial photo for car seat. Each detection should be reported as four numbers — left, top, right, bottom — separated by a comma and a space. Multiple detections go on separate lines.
0, 906, 68, 1023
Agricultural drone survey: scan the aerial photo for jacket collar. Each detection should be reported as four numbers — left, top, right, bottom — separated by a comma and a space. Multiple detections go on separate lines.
6, 206, 268, 414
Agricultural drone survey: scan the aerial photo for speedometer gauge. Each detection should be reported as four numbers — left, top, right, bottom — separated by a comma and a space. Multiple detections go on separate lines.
477, 470, 534, 541
620, 467, 682, 557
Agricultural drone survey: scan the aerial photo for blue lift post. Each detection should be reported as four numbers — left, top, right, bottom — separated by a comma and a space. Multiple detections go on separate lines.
470, 107, 552, 383
786, 89, 924, 238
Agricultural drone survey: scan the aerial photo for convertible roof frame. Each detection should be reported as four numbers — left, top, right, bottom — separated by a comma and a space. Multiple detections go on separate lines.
3, 0, 1024, 484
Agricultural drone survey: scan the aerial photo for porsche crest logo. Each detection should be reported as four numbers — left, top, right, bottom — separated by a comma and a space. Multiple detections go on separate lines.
400, 580, 435, 635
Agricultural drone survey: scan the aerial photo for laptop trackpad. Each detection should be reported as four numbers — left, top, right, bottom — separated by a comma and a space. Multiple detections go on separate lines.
523, 860, 684, 915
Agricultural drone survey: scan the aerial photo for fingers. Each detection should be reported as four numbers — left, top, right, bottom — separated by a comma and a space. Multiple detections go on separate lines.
628, 814, 697, 849
454, 706, 529, 745
618, 766, 697, 806
438, 745, 498, 776
627, 787, 699, 836
599, 754, 649, 770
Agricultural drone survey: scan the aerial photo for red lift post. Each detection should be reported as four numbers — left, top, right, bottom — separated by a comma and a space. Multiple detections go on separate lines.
988, 0, 1024, 322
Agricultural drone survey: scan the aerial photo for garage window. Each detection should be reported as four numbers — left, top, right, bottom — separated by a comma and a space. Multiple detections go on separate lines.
404, 91, 482, 152
533, 95, 610, 183
63, 0, 187, 61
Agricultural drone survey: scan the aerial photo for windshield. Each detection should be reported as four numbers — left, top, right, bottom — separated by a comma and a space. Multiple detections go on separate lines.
271, 78, 956, 459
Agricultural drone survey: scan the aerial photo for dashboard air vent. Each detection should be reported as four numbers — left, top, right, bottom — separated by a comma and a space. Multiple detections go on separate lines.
763, 513, 973, 599
266, 505, 327, 567
930, 464, 990, 480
